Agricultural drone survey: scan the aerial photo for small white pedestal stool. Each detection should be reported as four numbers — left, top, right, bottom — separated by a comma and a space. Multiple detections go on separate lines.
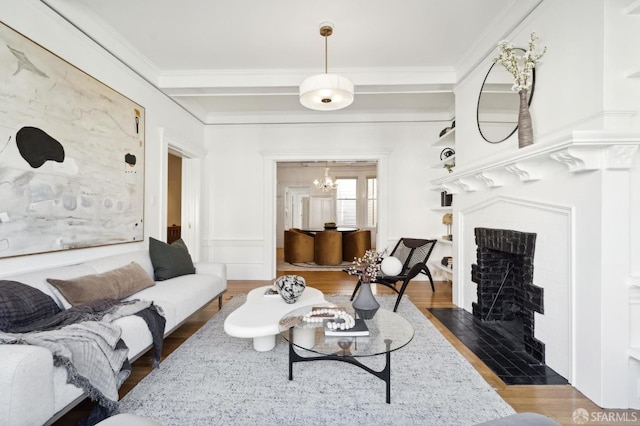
224, 286, 327, 351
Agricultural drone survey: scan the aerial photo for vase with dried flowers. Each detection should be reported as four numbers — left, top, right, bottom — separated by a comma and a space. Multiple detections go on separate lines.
348, 249, 386, 319
494, 32, 546, 148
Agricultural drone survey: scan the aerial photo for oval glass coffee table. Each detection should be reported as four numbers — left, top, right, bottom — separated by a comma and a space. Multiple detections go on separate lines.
278, 303, 414, 403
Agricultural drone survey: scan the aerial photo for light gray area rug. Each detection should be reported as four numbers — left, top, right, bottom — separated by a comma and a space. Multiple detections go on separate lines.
118, 294, 515, 425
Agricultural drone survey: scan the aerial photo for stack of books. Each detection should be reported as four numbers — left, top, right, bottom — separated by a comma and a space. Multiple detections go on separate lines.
323, 318, 369, 337
264, 286, 279, 297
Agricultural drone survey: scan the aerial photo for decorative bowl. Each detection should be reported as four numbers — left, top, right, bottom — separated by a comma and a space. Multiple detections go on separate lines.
274, 275, 306, 304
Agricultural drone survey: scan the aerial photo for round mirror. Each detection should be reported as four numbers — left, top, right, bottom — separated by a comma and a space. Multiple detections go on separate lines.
476, 49, 535, 143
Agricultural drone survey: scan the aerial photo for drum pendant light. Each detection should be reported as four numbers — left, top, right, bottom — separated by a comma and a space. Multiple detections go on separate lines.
300, 23, 354, 111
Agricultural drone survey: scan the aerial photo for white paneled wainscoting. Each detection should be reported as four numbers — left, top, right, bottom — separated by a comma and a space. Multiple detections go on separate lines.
202, 239, 266, 280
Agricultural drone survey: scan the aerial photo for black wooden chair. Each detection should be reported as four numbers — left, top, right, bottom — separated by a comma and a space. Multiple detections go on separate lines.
349, 238, 437, 312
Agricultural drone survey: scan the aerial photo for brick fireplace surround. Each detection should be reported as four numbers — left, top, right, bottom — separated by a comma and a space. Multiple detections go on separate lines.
471, 227, 544, 363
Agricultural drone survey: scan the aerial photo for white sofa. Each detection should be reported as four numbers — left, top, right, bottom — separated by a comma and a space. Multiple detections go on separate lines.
0, 249, 227, 426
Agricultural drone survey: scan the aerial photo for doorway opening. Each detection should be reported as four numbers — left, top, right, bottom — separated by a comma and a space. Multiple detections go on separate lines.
276, 161, 378, 271
167, 152, 182, 244
285, 187, 311, 230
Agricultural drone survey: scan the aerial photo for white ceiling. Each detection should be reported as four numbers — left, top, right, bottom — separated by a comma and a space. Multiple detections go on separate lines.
42, 0, 541, 124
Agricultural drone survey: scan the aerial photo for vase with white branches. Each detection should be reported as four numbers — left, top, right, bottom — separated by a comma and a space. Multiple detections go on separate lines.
494, 32, 546, 148
348, 249, 386, 319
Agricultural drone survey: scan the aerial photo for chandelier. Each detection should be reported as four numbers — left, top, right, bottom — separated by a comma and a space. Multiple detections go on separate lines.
313, 166, 338, 192
299, 22, 354, 111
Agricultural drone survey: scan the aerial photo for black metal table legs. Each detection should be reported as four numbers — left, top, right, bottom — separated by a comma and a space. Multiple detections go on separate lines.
287, 335, 394, 403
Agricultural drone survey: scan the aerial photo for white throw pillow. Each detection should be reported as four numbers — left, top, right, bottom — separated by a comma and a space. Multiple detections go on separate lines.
381, 256, 403, 276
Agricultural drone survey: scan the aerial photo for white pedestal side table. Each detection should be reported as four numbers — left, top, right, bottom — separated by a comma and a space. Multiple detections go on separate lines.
224, 285, 327, 351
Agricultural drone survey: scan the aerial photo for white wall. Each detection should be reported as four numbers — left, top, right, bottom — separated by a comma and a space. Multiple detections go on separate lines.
604, 0, 640, 130
202, 121, 451, 280
0, 0, 204, 276
456, 0, 608, 167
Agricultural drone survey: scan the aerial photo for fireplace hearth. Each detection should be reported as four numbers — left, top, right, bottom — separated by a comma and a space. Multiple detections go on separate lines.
471, 227, 545, 363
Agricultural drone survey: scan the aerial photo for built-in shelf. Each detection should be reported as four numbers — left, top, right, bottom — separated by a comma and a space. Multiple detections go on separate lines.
431, 131, 640, 194
431, 154, 456, 169
430, 127, 455, 282
430, 261, 453, 275
630, 347, 640, 362
432, 128, 455, 147
630, 276, 640, 288
628, 70, 640, 79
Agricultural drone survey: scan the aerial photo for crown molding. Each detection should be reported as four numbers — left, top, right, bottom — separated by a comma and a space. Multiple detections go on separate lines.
41, 0, 162, 85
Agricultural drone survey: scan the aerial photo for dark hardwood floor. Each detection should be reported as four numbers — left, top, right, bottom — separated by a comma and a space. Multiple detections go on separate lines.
54, 266, 633, 426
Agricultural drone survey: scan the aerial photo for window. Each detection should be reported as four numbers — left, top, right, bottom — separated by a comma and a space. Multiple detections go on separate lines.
335, 178, 357, 226
366, 177, 377, 227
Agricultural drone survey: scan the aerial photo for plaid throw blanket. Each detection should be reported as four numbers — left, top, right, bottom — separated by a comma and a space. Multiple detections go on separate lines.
0, 299, 165, 422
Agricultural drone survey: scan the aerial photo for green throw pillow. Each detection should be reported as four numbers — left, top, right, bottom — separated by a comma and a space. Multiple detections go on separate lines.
149, 237, 196, 281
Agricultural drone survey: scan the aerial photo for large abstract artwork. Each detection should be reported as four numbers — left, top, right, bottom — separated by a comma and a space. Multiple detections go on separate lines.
0, 21, 145, 258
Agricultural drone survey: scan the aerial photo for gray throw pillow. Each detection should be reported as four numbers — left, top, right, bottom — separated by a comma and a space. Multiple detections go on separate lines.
149, 237, 196, 281
0, 280, 61, 331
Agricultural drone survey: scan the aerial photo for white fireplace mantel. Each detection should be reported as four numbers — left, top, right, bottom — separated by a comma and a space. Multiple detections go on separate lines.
450, 129, 640, 408
431, 131, 640, 194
